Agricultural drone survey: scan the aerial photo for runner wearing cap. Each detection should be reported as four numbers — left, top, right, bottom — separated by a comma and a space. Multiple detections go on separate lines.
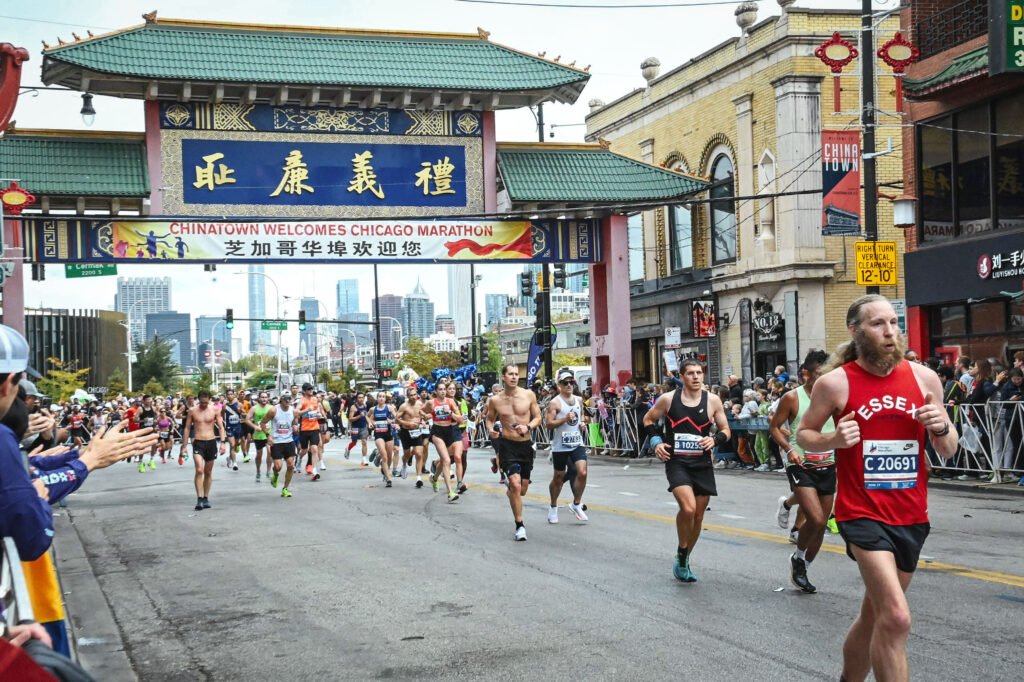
797, 295, 957, 682
545, 369, 589, 524
297, 383, 326, 480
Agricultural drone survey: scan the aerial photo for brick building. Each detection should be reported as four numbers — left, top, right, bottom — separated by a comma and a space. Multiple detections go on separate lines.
586, 2, 904, 383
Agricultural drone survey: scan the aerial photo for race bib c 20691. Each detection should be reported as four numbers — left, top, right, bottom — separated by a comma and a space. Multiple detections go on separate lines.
862, 440, 919, 490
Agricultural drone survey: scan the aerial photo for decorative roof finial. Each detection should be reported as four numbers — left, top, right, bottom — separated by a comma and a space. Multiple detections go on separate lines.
143, 10, 158, 24
477, 27, 490, 40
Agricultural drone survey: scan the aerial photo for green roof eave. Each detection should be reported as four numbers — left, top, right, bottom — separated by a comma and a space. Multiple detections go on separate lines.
496, 144, 709, 205
905, 46, 988, 96
0, 132, 149, 198
41, 20, 590, 105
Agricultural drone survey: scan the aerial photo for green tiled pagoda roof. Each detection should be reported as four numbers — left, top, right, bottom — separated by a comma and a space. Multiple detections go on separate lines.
905, 46, 987, 95
42, 19, 590, 94
0, 132, 149, 197
497, 144, 708, 203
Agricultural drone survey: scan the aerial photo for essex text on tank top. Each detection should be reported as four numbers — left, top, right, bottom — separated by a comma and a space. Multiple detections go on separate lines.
251, 404, 272, 441
271, 406, 295, 444
836, 361, 929, 526
551, 395, 584, 451
665, 390, 713, 462
299, 397, 320, 432
789, 386, 835, 467
373, 405, 391, 434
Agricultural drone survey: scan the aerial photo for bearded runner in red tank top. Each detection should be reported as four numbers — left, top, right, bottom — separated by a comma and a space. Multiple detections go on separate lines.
797, 295, 957, 682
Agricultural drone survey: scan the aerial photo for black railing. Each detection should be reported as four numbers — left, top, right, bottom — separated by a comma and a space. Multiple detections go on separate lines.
915, 0, 988, 60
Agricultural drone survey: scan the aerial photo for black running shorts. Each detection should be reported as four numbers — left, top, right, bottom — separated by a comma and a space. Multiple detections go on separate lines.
193, 439, 219, 462
299, 430, 321, 448
374, 429, 393, 443
665, 456, 717, 496
253, 438, 267, 450
785, 464, 837, 496
430, 424, 459, 447
271, 442, 296, 461
399, 429, 423, 449
837, 518, 930, 574
552, 446, 587, 472
498, 438, 535, 482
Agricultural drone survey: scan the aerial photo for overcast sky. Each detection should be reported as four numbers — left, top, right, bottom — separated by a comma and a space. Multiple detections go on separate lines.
7, 0, 873, 351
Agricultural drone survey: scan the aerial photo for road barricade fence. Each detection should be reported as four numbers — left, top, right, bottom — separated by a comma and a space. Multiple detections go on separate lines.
1, 536, 35, 628
939, 401, 1024, 482
469, 403, 644, 457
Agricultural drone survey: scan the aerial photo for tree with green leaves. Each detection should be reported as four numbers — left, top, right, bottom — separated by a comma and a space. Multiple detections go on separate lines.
554, 352, 590, 368
316, 369, 332, 387
478, 331, 504, 375
133, 336, 179, 390
245, 370, 277, 389
105, 367, 128, 398
141, 378, 166, 397
36, 358, 90, 402
188, 372, 213, 396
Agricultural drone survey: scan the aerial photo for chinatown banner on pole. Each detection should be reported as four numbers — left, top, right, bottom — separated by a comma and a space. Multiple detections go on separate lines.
821, 129, 862, 236
21, 218, 601, 264
526, 325, 557, 386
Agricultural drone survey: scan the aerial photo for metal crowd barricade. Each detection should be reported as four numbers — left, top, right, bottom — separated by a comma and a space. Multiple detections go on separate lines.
926, 401, 1024, 483
1, 536, 35, 628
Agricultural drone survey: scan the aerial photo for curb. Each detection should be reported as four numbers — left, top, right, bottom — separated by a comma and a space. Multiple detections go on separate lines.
52, 509, 137, 682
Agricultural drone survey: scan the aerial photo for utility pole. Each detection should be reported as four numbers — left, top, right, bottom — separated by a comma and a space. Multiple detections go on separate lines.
373, 264, 383, 388
861, 0, 879, 295
470, 263, 478, 363
536, 102, 554, 381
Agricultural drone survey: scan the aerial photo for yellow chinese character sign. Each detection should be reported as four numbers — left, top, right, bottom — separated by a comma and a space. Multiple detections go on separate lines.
415, 157, 457, 196
348, 151, 385, 199
270, 150, 314, 197
192, 152, 236, 191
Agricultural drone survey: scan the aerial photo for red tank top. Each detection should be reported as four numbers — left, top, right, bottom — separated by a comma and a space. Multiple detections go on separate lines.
836, 361, 929, 526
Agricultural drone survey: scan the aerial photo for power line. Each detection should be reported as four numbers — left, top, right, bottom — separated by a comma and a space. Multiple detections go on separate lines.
0, 14, 114, 30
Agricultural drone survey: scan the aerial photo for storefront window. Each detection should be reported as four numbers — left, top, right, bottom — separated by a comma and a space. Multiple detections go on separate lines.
670, 204, 693, 271
920, 116, 954, 242
710, 155, 737, 264
1010, 299, 1024, 331
956, 105, 992, 235
970, 300, 1005, 334
627, 213, 644, 282
996, 92, 1024, 230
934, 304, 966, 336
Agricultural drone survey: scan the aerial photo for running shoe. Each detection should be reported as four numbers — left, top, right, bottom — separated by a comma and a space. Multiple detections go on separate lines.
320, 461, 327, 471
344, 449, 351, 460
790, 553, 816, 593
281, 488, 292, 498
232, 464, 239, 472
194, 500, 203, 511
789, 528, 800, 544
148, 460, 156, 470
447, 491, 459, 503
672, 555, 688, 581
386, 480, 393, 488
431, 475, 439, 493
369, 450, 378, 466
568, 502, 589, 522
547, 507, 559, 524
312, 473, 321, 482
776, 496, 791, 529
255, 474, 261, 484
392, 469, 399, 478
490, 457, 498, 474
201, 498, 211, 509
306, 463, 314, 475
458, 483, 468, 494
514, 526, 527, 541
826, 517, 840, 535
430, 460, 437, 476
400, 462, 408, 479
242, 456, 251, 463
161, 456, 167, 464
270, 471, 279, 488
754, 463, 770, 472
138, 462, 146, 473
415, 479, 424, 489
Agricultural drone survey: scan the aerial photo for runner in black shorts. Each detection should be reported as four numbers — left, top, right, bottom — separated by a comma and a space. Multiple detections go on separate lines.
643, 359, 730, 583
193, 439, 219, 462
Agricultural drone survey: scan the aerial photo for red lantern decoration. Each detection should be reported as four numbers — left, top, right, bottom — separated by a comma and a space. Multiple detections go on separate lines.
814, 32, 859, 113
0, 181, 35, 215
877, 32, 920, 113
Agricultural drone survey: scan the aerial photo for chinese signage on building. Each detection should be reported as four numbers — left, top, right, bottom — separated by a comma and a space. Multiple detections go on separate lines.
977, 247, 1024, 280
821, 130, 861, 236
22, 218, 601, 265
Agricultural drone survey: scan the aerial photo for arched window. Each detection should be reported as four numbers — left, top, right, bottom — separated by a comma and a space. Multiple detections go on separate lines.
668, 159, 693, 271
710, 154, 737, 264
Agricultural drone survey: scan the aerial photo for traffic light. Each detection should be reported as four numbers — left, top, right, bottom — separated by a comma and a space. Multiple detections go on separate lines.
381, 368, 393, 379
225, 308, 234, 330
480, 341, 490, 364
203, 263, 217, 272
519, 272, 534, 299
298, 310, 307, 331
31, 264, 44, 281
553, 262, 566, 289
460, 344, 470, 364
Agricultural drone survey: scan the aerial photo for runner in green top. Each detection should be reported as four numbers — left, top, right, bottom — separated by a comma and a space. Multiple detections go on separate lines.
769, 350, 836, 594
245, 391, 274, 483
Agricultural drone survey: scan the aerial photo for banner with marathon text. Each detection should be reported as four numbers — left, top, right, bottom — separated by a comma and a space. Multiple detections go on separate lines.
21, 217, 602, 264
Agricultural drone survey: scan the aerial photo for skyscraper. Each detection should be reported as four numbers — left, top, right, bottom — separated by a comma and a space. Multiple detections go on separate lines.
565, 263, 589, 294
373, 294, 404, 353
145, 311, 191, 368
447, 264, 472, 339
402, 279, 435, 340
196, 315, 232, 367
435, 315, 455, 335
114, 277, 171, 346
299, 297, 320, 357
336, 279, 359, 316
485, 293, 508, 328
335, 278, 371, 349
248, 265, 271, 355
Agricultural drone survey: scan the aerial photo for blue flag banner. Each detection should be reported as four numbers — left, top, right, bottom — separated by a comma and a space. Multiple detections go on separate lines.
526, 325, 557, 385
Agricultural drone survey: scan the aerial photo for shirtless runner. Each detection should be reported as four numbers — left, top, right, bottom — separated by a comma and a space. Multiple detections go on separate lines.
485, 364, 542, 541
180, 389, 227, 511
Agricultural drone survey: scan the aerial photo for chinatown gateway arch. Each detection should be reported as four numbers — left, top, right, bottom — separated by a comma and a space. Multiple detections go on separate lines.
0, 14, 708, 388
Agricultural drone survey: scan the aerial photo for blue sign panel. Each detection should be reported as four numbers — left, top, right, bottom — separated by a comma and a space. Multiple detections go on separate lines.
182, 139, 468, 208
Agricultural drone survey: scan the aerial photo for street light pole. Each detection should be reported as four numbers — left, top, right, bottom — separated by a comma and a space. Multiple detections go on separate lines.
234, 270, 283, 393
373, 265, 383, 388
861, 0, 879, 295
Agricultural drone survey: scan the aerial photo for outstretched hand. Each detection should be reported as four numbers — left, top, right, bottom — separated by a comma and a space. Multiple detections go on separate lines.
81, 424, 158, 471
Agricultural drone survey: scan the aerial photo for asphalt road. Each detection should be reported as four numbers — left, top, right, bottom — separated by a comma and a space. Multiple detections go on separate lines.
54, 441, 1023, 681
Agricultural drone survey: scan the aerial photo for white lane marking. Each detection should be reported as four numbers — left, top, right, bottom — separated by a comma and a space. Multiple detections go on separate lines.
618, 491, 639, 497
588, 484, 601, 488
719, 513, 745, 520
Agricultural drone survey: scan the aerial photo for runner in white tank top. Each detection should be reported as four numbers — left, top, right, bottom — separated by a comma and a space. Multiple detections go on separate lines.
259, 395, 298, 498
544, 369, 589, 524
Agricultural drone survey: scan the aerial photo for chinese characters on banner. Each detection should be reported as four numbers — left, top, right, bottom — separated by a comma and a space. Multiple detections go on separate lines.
180, 139, 469, 208
821, 129, 862, 236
